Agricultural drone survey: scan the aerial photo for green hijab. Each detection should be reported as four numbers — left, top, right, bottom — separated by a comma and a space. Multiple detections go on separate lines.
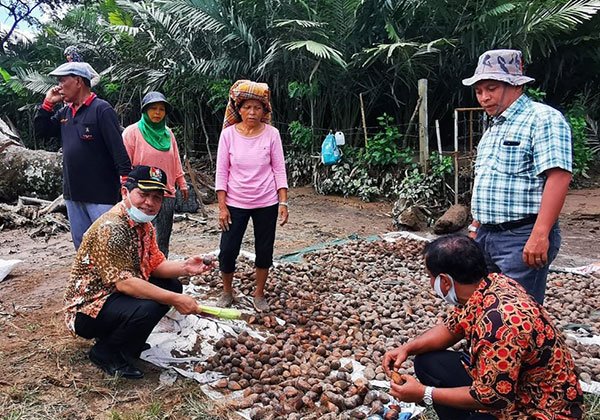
138, 112, 171, 151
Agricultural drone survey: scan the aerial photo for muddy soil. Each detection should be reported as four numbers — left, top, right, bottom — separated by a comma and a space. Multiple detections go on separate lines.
0, 186, 598, 418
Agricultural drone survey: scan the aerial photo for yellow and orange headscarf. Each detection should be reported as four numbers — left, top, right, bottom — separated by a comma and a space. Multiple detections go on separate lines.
223, 79, 272, 129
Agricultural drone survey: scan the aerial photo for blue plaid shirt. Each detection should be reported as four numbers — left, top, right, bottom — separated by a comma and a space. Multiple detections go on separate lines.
472, 94, 572, 224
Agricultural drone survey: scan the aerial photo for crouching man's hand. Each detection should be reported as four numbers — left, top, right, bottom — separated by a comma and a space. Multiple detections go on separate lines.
183, 255, 217, 276
173, 294, 199, 315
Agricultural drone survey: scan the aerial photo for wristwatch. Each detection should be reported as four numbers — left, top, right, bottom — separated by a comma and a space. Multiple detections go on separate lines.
467, 224, 478, 233
423, 386, 434, 406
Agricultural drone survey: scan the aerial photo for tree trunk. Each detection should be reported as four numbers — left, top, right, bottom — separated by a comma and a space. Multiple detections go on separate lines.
0, 144, 63, 202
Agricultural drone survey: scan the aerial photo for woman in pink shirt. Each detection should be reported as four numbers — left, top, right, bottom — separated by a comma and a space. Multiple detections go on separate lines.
215, 80, 289, 312
123, 92, 189, 257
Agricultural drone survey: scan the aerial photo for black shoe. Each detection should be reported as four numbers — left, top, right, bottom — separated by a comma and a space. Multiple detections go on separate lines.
126, 342, 152, 361
89, 346, 144, 379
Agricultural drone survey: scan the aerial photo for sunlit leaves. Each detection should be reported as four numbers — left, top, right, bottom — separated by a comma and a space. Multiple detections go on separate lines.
283, 40, 347, 67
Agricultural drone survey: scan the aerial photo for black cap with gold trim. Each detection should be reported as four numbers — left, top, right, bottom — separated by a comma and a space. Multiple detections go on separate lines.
126, 165, 169, 193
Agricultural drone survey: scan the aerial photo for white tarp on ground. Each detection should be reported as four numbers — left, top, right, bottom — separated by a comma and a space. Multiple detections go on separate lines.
141, 308, 424, 419
140, 236, 600, 418
0, 259, 22, 282
141, 286, 424, 418
141, 247, 425, 418
552, 262, 600, 396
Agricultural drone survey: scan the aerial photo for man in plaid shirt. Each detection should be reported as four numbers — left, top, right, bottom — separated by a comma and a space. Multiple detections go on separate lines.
463, 49, 572, 305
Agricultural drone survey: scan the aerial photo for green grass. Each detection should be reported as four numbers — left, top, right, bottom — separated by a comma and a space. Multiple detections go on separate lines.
178, 391, 227, 419
585, 392, 600, 420
0, 385, 72, 420
105, 380, 226, 420
108, 401, 164, 420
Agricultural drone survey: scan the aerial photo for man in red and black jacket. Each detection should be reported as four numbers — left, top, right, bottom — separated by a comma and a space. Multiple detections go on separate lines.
34, 62, 131, 249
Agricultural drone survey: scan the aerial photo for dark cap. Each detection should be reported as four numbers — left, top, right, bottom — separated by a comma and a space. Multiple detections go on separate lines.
141, 91, 172, 113
126, 165, 169, 192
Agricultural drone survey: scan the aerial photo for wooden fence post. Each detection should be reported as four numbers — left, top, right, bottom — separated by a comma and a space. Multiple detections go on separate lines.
418, 79, 429, 172
359, 92, 368, 147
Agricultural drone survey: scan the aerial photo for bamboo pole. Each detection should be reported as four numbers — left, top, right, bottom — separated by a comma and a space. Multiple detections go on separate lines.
469, 110, 474, 153
418, 79, 429, 171
435, 119, 442, 154
453, 110, 459, 205
359, 93, 368, 147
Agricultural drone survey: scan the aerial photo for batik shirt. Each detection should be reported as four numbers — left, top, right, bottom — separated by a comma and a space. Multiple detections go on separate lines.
471, 94, 572, 224
445, 273, 583, 419
64, 203, 165, 332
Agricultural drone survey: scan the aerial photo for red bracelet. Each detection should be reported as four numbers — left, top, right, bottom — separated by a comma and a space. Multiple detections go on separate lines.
41, 99, 55, 112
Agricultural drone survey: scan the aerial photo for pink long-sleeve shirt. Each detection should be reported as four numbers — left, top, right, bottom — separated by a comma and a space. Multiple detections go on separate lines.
122, 124, 187, 198
215, 124, 288, 209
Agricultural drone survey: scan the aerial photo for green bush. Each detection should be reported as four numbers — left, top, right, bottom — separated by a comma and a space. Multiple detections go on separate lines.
288, 120, 313, 153
396, 152, 453, 209
285, 149, 314, 187
566, 105, 594, 179
364, 114, 411, 167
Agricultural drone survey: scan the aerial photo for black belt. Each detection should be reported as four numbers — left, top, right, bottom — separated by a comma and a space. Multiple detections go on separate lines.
481, 215, 537, 232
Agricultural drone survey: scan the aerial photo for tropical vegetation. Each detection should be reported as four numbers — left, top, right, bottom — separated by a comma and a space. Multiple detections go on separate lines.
1, 0, 600, 199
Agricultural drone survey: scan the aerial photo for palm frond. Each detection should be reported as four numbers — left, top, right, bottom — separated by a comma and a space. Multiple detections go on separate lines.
283, 40, 347, 67
524, 0, 600, 34
586, 116, 600, 154
357, 41, 423, 67
110, 24, 141, 37
477, 3, 518, 22
319, 0, 361, 41
255, 40, 283, 77
223, 17, 262, 59
274, 19, 326, 29
157, 0, 226, 34
12, 68, 55, 95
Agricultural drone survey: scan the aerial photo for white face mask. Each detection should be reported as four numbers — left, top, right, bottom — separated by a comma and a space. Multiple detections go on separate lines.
126, 190, 157, 223
434, 274, 459, 306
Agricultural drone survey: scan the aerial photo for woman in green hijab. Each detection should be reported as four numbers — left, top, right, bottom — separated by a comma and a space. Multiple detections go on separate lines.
123, 92, 189, 257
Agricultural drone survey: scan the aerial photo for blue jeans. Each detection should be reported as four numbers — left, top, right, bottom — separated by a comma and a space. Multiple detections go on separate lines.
476, 222, 561, 305
65, 200, 114, 250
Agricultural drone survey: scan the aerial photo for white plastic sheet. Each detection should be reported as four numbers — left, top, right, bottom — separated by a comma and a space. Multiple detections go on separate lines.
0, 259, 22, 282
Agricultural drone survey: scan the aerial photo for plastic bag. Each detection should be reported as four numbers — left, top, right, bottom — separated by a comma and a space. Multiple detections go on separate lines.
321, 132, 342, 165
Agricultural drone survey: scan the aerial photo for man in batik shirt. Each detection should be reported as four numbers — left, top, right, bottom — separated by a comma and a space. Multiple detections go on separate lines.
383, 235, 583, 420
64, 165, 215, 379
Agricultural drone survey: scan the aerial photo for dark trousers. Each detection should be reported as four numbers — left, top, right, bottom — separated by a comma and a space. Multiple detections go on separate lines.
414, 351, 496, 420
74, 277, 181, 359
219, 204, 278, 273
152, 196, 175, 258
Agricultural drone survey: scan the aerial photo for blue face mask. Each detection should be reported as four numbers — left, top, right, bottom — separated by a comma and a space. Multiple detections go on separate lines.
126, 191, 157, 224
434, 274, 459, 306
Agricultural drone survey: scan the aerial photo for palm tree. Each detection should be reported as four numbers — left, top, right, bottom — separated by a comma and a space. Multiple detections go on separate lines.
6, 0, 600, 152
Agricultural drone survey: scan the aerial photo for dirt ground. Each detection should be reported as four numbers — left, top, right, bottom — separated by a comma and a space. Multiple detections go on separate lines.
1, 186, 599, 419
